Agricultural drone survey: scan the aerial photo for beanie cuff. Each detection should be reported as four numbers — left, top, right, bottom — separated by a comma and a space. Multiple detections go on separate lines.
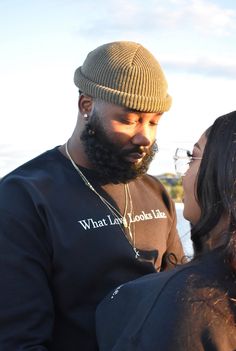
74, 67, 172, 113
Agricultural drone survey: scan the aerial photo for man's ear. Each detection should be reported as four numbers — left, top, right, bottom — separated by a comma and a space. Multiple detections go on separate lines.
78, 94, 94, 115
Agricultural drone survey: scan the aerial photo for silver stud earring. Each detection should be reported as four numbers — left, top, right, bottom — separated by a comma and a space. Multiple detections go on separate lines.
88, 129, 95, 136
83, 113, 88, 119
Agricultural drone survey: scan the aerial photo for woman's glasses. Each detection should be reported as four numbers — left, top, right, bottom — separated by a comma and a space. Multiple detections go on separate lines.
173, 148, 202, 176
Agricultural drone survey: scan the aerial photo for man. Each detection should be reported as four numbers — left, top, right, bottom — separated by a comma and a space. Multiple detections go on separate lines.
0, 41, 184, 350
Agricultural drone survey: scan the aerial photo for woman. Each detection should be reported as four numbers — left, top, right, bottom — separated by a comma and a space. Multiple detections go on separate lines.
96, 111, 236, 351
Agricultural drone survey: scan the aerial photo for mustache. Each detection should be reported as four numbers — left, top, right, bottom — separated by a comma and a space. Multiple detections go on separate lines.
120, 143, 158, 157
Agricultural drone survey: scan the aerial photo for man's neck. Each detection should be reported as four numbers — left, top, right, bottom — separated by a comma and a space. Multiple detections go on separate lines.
59, 138, 94, 169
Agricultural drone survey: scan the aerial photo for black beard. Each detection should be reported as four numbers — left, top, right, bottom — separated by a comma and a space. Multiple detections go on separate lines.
80, 112, 158, 184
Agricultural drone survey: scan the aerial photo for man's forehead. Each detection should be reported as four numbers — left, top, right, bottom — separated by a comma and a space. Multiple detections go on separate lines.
122, 106, 163, 117
95, 100, 163, 117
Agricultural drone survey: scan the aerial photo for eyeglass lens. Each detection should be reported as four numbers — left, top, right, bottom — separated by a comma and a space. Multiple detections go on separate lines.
174, 148, 191, 176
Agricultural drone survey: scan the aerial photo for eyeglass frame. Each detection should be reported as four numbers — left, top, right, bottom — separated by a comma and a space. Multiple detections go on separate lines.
173, 148, 202, 176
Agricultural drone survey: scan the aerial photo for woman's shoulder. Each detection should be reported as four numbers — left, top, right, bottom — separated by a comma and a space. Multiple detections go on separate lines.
96, 263, 196, 350
96, 253, 236, 350
97, 252, 227, 319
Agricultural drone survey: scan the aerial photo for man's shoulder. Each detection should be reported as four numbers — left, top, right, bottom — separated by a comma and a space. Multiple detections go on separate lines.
0, 147, 64, 194
1, 147, 60, 182
134, 174, 165, 190
0, 147, 66, 211
134, 174, 174, 211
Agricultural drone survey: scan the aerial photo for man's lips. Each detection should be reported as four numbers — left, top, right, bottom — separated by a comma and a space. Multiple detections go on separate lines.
124, 152, 146, 163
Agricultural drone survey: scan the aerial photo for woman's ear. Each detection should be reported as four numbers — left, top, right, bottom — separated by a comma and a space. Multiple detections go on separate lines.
78, 94, 94, 115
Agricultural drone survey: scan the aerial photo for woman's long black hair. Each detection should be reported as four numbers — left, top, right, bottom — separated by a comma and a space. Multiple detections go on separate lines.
191, 111, 236, 271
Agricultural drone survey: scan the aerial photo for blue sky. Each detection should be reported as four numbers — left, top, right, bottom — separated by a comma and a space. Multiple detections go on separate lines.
0, 0, 235, 176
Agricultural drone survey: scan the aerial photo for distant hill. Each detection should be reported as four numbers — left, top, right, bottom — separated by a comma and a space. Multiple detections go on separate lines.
155, 173, 183, 203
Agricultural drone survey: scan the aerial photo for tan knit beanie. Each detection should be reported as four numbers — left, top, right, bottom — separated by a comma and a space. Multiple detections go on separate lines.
74, 41, 171, 113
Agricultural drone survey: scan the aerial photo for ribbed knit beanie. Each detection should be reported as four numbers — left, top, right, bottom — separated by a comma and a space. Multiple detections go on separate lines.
74, 41, 172, 113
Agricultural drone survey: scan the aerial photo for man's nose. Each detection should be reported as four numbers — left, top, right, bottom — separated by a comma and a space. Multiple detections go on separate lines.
131, 126, 153, 147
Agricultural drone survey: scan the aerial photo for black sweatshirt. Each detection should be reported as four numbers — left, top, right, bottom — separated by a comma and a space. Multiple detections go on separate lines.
96, 249, 236, 351
0, 147, 184, 350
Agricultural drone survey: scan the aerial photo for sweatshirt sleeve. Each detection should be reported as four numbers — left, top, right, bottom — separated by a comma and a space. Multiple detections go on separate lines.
0, 178, 53, 350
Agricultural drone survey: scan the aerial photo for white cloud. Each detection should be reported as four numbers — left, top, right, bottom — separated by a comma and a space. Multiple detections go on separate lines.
151, 0, 236, 36
162, 56, 236, 78
76, 0, 236, 38
186, 0, 236, 35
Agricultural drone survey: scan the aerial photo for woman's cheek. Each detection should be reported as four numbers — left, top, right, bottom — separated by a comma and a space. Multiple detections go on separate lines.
182, 169, 200, 224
